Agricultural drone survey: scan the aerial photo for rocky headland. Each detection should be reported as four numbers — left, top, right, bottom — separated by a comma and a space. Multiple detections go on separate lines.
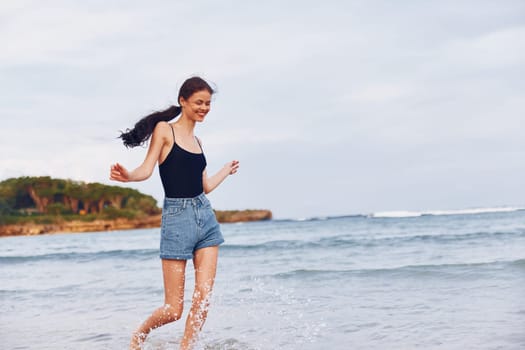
0, 176, 272, 237
0, 209, 272, 237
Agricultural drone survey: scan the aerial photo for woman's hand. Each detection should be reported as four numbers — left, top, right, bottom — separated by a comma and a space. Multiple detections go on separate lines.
110, 163, 130, 182
225, 160, 240, 175
203, 160, 240, 194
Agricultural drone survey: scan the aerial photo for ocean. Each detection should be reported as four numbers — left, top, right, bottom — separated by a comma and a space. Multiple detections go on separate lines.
1, 208, 524, 349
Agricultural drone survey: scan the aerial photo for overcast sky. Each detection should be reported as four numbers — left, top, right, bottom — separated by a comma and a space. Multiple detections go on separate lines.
1, 0, 524, 219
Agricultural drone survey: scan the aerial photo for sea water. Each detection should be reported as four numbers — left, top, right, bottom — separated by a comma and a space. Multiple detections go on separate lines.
1, 209, 524, 349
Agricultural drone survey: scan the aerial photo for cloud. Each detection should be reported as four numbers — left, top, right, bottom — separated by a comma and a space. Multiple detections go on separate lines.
1, 1, 524, 217
1, 4, 138, 66
348, 83, 414, 103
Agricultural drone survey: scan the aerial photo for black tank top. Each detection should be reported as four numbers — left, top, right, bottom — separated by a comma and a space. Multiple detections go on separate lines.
159, 124, 207, 198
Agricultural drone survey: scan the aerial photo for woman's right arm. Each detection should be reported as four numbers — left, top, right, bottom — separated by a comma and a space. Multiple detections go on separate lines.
110, 122, 169, 182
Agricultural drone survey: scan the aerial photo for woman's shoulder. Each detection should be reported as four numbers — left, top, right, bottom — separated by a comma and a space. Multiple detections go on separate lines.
155, 121, 171, 129
153, 121, 172, 134
151, 122, 174, 145
195, 135, 204, 148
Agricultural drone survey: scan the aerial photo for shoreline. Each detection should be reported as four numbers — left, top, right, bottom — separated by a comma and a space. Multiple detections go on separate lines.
0, 215, 162, 237
0, 210, 272, 237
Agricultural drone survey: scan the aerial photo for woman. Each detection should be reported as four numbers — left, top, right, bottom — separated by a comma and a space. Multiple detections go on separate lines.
110, 76, 239, 350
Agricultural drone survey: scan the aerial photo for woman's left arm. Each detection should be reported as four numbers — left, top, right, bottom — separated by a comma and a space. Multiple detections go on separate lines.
202, 160, 239, 194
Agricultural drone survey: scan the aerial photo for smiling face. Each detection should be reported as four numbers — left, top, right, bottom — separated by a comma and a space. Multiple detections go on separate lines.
180, 89, 212, 122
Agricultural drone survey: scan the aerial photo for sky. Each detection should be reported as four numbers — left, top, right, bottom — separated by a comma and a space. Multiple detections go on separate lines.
1, 0, 524, 219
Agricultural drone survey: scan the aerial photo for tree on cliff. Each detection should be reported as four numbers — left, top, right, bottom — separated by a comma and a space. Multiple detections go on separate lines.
0, 176, 160, 217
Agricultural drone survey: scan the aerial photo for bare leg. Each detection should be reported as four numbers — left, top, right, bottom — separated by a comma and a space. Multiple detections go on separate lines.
179, 246, 219, 350
130, 259, 187, 350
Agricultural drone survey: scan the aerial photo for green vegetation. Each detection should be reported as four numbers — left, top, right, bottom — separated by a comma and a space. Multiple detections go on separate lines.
0, 176, 161, 225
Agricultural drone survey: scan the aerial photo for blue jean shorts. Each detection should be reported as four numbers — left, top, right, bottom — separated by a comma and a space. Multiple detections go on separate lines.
160, 193, 224, 260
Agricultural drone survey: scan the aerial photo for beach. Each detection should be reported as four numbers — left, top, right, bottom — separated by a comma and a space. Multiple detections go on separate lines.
1, 208, 524, 349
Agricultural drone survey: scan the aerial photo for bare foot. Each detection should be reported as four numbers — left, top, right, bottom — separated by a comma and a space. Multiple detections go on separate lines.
129, 332, 147, 350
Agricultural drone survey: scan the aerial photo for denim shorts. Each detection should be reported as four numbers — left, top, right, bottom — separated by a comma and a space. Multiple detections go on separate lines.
160, 193, 224, 260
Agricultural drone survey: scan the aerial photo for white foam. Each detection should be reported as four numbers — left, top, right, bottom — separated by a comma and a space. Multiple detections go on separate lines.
369, 206, 524, 218
369, 211, 421, 218
289, 216, 329, 222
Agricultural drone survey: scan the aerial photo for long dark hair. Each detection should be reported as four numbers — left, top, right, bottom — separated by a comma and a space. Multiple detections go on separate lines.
119, 76, 215, 147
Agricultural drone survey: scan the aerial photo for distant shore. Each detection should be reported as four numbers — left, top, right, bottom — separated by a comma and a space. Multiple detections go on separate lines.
0, 210, 272, 237
0, 176, 273, 237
